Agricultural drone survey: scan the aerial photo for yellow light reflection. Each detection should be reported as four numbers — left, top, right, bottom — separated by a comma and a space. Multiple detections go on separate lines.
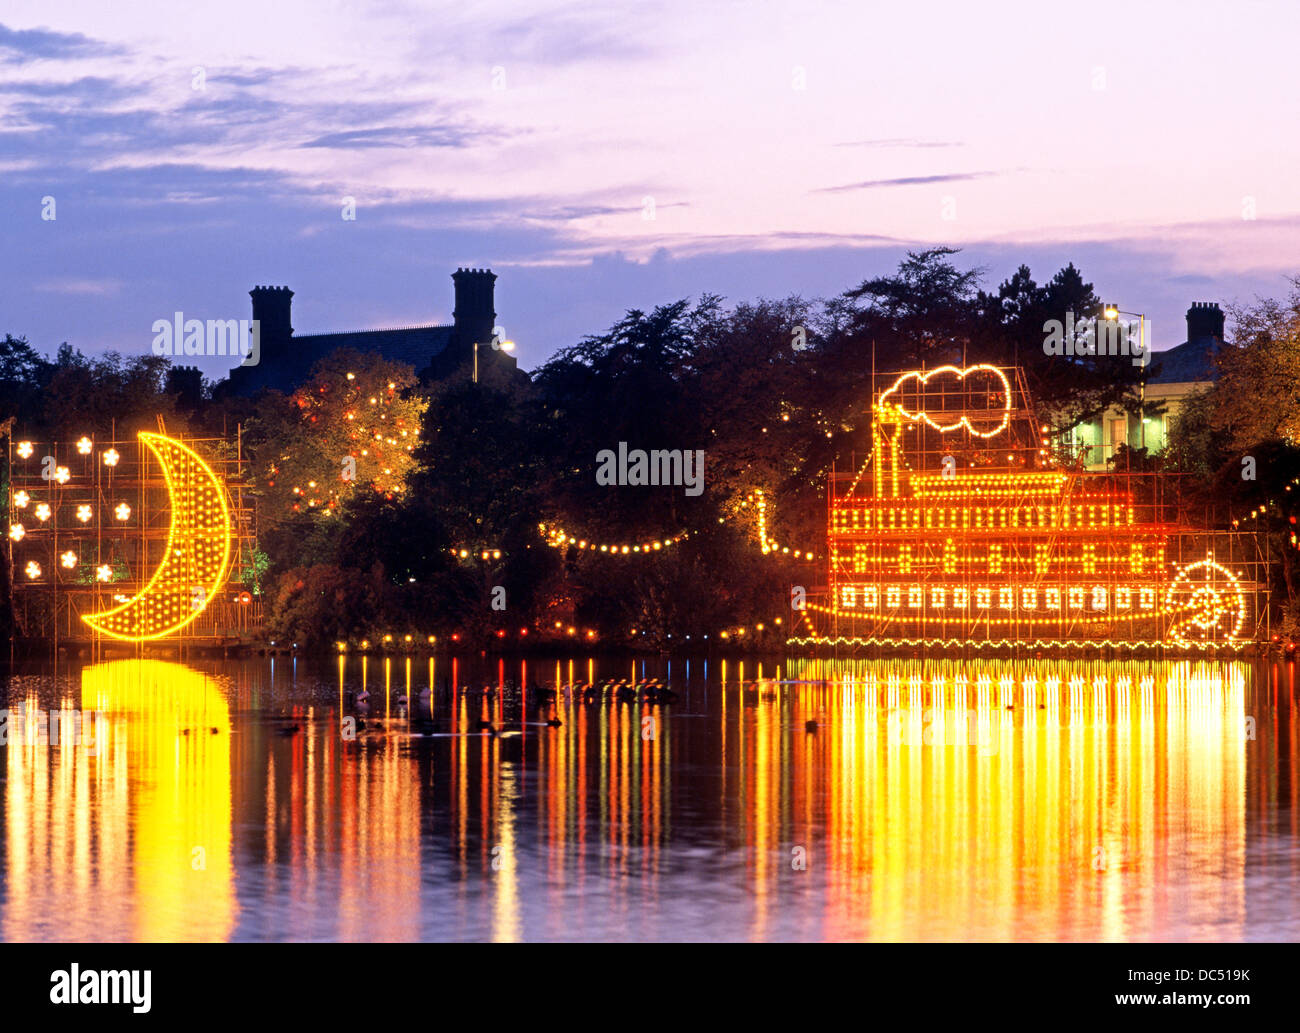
3, 659, 234, 941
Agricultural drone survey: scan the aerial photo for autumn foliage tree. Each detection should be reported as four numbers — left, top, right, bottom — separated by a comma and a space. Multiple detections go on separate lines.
248, 348, 428, 526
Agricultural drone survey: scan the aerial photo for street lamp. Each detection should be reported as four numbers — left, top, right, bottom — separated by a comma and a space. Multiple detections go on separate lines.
472, 338, 515, 384
1103, 304, 1148, 450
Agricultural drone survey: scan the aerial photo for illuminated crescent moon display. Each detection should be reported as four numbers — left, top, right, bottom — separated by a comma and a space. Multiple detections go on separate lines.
81, 432, 234, 641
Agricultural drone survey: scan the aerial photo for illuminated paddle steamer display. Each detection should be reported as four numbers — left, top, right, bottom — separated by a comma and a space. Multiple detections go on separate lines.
796, 365, 1259, 650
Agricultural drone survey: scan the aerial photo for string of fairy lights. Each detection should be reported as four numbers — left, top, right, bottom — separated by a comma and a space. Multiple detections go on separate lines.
535, 490, 817, 561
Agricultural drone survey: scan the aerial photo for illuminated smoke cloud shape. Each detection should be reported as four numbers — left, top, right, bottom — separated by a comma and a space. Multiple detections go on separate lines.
878, 365, 1012, 438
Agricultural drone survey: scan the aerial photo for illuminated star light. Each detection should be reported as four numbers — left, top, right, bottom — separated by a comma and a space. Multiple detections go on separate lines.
115, 502, 131, 520
60, 550, 78, 569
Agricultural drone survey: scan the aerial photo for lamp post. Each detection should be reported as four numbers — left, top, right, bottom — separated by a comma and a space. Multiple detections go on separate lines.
472, 337, 515, 383
1103, 304, 1148, 451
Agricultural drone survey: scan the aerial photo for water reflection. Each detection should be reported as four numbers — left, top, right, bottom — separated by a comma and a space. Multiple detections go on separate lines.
0, 654, 1295, 941
4, 659, 234, 941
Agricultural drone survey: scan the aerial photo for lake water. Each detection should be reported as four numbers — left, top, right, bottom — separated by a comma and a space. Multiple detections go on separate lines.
1, 653, 1296, 941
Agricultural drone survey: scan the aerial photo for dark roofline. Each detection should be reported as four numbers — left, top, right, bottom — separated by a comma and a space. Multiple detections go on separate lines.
294, 323, 452, 339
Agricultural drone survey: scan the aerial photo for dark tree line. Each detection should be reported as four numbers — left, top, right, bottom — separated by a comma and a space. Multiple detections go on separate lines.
3, 250, 1296, 646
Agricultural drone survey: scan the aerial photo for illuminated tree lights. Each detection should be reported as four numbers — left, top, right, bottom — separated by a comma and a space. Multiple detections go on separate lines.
803, 365, 1258, 649
261, 359, 427, 517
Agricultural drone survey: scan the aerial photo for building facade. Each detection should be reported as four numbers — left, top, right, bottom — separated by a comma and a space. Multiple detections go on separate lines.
221, 268, 517, 395
1067, 302, 1225, 468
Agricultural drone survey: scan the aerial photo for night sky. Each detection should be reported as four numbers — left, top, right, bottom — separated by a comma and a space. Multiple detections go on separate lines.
2, 0, 1296, 378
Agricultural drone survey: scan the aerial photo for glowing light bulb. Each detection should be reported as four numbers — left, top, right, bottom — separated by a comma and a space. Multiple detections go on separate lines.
17, 441, 33, 459
76, 437, 92, 454
60, 550, 78, 569
115, 502, 131, 520
13, 490, 29, 508
34, 503, 50, 522
95, 564, 112, 582
54, 467, 71, 484
103, 448, 120, 466
76, 504, 93, 522
9, 523, 25, 541
25, 561, 41, 579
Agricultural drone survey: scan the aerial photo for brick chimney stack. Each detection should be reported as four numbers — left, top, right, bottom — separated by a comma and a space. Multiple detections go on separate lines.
1186, 301, 1224, 343
452, 268, 496, 350
250, 285, 294, 344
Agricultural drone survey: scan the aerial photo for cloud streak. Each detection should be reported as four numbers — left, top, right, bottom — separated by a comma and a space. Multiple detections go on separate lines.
813, 171, 1000, 194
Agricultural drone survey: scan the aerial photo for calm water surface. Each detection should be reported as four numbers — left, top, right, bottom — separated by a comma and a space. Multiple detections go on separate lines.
1, 653, 1296, 941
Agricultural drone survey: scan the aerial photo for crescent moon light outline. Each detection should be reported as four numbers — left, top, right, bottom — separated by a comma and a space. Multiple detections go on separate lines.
81, 432, 234, 642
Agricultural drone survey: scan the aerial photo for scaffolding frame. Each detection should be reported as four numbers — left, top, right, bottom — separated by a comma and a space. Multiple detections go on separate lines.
6, 422, 262, 653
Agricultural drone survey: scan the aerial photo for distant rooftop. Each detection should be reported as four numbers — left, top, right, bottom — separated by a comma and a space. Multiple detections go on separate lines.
1147, 302, 1225, 385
